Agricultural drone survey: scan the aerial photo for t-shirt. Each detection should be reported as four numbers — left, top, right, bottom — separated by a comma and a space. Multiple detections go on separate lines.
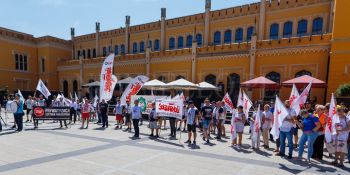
37, 99, 46, 107
15, 100, 24, 114
200, 105, 213, 120
216, 107, 225, 120
81, 103, 91, 113
115, 103, 123, 115
187, 107, 198, 125
26, 99, 34, 109
335, 116, 349, 141
149, 108, 157, 121
132, 106, 142, 119
302, 115, 319, 132
99, 102, 108, 115
280, 108, 297, 132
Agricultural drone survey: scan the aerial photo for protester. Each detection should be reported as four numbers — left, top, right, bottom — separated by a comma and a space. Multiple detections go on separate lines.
25, 96, 34, 122
276, 100, 296, 159
37, 95, 46, 107
184, 101, 198, 146
232, 106, 246, 146
70, 99, 78, 124
251, 105, 263, 150
177, 101, 187, 132
76, 99, 81, 121
200, 99, 214, 144
99, 99, 109, 128
124, 100, 132, 131
312, 105, 326, 160
148, 103, 159, 137
262, 104, 273, 148
169, 113, 177, 139
295, 109, 321, 164
81, 98, 91, 129
114, 98, 124, 129
131, 99, 142, 139
13, 93, 24, 132
215, 101, 225, 140
210, 101, 217, 136
57, 97, 68, 128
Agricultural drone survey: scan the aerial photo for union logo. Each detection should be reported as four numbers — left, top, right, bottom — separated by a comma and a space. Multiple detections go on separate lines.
34, 107, 45, 117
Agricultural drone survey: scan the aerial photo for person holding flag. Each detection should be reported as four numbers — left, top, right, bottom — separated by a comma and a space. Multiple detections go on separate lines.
252, 104, 263, 150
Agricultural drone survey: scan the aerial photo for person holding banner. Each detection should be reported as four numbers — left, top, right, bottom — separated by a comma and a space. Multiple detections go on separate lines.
131, 99, 142, 139
13, 93, 24, 132
149, 103, 159, 137
232, 106, 246, 146
37, 95, 46, 107
184, 101, 198, 146
81, 98, 91, 129
200, 99, 214, 144
25, 96, 34, 123
262, 104, 273, 149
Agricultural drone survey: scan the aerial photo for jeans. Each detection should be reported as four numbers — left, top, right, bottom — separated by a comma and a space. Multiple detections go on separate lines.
169, 118, 176, 137
14, 113, 24, 131
70, 108, 77, 123
132, 119, 140, 137
280, 130, 293, 156
298, 132, 318, 160
101, 113, 108, 127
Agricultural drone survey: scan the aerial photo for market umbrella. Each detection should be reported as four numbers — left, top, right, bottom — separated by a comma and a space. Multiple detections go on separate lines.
118, 77, 133, 84
164, 78, 198, 90
196, 82, 218, 90
241, 76, 280, 89
281, 75, 327, 88
82, 81, 100, 87
142, 79, 167, 90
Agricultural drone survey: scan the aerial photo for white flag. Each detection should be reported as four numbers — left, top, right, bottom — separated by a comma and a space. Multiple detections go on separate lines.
289, 84, 300, 106
17, 89, 25, 101
252, 105, 262, 143
36, 79, 51, 99
242, 90, 253, 119
120, 75, 149, 105
325, 93, 337, 143
222, 92, 235, 112
230, 111, 237, 141
291, 82, 312, 115
99, 53, 117, 102
270, 96, 289, 140
237, 88, 243, 107
93, 95, 99, 107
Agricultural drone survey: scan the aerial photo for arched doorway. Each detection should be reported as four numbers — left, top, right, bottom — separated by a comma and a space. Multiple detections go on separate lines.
73, 80, 78, 96
265, 71, 281, 101
295, 70, 312, 77
227, 73, 240, 106
63, 80, 68, 97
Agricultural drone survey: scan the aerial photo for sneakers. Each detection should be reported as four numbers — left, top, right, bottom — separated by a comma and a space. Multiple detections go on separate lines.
184, 140, 191, 144
206, 139, 210, 144
287, 155, 293, 159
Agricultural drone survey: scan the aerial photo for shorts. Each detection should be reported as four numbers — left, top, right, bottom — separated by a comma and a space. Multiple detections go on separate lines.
292, 127, 298, 136
26, 109, 32, 115
82, 112, 90, 119
202, 119, 211, 129
149, 121, 159, 129
115, 114, 123, 121
182, 115, 186, 120
218, 119, 225, 126
124, 114, 131, 123
212, 118, 217, 125
187, 124, 196, 132
326, 140, 348, 154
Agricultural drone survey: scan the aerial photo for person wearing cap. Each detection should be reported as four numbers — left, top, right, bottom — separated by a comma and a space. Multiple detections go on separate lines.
131, 99, 142, 138
295, 109, 320, 164
14, 93, 24, 132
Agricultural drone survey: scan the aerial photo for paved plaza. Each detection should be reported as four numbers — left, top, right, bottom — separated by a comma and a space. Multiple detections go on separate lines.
0, 111, 349, 175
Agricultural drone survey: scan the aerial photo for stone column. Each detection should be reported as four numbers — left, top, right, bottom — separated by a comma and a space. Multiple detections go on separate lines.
328, 0, 335, 33
204, 0, 211, 46
146, 47, 151, 77
71, 28, 75, 59
125, 16, 130, 54
160, 8, 166, 51
191, 41, 198, 83
95, 22, 100, 57
249, 36, 257, 79
258, 0, 266, 40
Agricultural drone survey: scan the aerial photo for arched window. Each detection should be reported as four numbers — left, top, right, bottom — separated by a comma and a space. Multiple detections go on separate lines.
295, 70, 312, 77
120, 44, 125, 54
270, 23, 279, 39
140, 41, 145, 53
186, 35, 193, 48
265, 72, 281, 100
132, 42, 138, 53
247, 26, 254, 41
312, 17, 323, 34
297, 19, 308, 36
235, 28, 243, 43
158, 76, 167, 83
205, 74, 216, 86
92, 49, 96, 58
82, 50, 86, 59
214, 31, 221, 45
87, 49, 91, 58
175, 75, 185, 80
224, 30, 232, 44
102, 47, 107, 57
114, 45, 119, 55
283, 21, 293, 38
148, 40, 152, 50
73, 80, 78, 95
154, 39, 160, 51
77, 50, 81, 58
177, 36, 184, 48
196, 34, 203, 46
227, 73, 240, 104
63, 80, 68, 97
169, 37, 175, 50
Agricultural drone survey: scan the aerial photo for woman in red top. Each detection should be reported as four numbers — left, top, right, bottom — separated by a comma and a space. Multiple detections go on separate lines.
81, 99, 91, 129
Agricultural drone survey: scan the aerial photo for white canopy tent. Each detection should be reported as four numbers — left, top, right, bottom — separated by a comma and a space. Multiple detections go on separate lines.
196, 82, 218, 90
164, 78, 198, 90
118, 77, 133, 84
82, 81, 100, 87
142, 79, 166, 90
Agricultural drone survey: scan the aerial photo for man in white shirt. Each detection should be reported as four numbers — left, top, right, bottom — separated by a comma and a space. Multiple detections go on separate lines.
25, 96, 34, 122
276, 100, 297, 159
70, 100, 78, 124
131, 100, 142, 139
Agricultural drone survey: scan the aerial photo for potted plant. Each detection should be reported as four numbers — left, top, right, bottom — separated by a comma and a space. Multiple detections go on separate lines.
336, 83, 350, 106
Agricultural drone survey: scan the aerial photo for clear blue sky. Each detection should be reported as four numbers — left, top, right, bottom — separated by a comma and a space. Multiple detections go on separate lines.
1, 0, 259, 40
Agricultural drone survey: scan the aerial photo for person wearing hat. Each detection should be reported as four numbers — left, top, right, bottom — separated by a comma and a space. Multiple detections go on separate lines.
14, 93, 25, 132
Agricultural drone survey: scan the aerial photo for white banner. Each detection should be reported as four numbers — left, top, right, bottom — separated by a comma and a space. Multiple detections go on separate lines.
155, 99, 183, 119
270, 96, 289, 140
121, 75, 149, 105
242, 90, 253, 118
222, 92, 235, 112
291, 82, 312, 115
325, 93, 337, 143
289, 84, 300, 106
131, 95, 167, 114
36, 79, 51, 99
99, 53, 117, 102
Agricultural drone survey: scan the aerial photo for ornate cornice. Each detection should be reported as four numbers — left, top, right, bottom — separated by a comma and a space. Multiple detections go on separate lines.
257, 45, 330, 57
197, 53, 249, 61
150, 55, 191, 63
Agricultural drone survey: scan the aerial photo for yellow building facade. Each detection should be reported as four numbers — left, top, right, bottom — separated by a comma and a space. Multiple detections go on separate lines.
1, 0, 349, 104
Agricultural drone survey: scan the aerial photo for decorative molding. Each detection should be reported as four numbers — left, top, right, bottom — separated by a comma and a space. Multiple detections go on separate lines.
257, 45, 330, 57
259, 65, 288, 80
151, 55, 191, 63
197, 53, 249, 61
289, 63, 319, 79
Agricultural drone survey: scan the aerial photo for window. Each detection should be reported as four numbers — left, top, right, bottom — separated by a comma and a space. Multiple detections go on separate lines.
15, 54, 28, 71
227, 73, 240, 105
312, 17, 323, 34
297, 19, 308, 36
87, 49, 91, 58
224, 30, 232, 44
148, 40, 152, 50
177, 36, 184, 48
295, 70, 312, 77
102, 47, 107, 56
158, 76, 167, 83
63, 80, 68, 97
270, 23, 279, 39
92, 48, 96, 58
82, 50, 86, 59
247, 27, 254, 41
283, 21, 293, 38
214, 31, 221, 45
205, 74, 216, 86
235, 28, 243, 43
77, 50, 81, 58
73, 80, 78, 95
140, 41, 145, 53
121, 44, 125, 54
114, 45, 119, 55
175, 75, 185, 80
186, 35, 193, 48
265, 72, 281, 101
132, 42, 138, 53
196, 34, 202, 46
169, 37, 175, 50
41, 58, 45, 73
154, 39, 160, 51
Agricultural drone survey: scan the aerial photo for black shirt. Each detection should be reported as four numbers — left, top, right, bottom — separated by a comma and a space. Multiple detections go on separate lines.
99, 102, 109, 115
200, 106, 213, 120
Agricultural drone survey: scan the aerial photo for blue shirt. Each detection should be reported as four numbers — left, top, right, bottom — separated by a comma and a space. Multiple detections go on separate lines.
15, 100, 24, 114
132, 106, 142, 119
187, 108, 198, 125
302, 114, 319, 132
